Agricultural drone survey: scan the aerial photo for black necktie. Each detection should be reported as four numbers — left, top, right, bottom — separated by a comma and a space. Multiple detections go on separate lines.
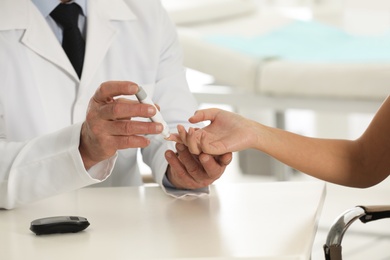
50, 3, 85, 78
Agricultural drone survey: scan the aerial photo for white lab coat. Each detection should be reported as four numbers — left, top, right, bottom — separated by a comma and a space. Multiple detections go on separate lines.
0, 0, 206, 209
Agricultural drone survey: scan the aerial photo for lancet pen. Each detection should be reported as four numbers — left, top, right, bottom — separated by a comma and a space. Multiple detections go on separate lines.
135, 86, 171, 139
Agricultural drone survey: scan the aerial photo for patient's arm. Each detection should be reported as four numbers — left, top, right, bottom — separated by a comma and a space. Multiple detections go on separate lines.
172, 96, 390, 188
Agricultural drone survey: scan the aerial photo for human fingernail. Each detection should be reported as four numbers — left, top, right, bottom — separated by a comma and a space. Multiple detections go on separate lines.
200, 154, 210, 163
177, 143, 185, 151
156, 124, 163, 132
148, 106, 155, 115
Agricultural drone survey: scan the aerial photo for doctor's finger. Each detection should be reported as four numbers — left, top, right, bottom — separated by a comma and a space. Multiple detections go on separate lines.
164, 150, 201, 189
104, 120, 164, 136
85, 135, 150, 156
87, 119, 162, 137
93, 81, 139, 103
198, 153, 232, 179
176, 143, 201, 175
174, 144, 215, 187
97, 102, 156, 120
111, 135, 151, 149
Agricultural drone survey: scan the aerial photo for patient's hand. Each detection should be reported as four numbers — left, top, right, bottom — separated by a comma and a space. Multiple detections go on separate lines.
170, 108, 257, 155
166, 126, 202, 154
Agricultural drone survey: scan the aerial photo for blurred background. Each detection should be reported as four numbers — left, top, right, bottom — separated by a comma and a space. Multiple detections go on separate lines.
145, 1, 390, 259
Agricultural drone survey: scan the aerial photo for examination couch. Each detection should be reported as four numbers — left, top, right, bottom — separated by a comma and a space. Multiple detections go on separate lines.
162, 0, 389, 113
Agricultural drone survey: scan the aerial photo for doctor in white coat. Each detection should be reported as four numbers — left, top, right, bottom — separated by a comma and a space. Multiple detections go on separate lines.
0, 0, 232, 209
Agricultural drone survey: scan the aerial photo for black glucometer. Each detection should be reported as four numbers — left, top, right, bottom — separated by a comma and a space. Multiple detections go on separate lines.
30, 216, 90, 235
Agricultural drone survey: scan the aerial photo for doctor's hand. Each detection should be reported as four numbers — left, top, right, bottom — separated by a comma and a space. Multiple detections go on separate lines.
79, 81, 163, 170
170, 108, 258, 156
164, 143, 232, 190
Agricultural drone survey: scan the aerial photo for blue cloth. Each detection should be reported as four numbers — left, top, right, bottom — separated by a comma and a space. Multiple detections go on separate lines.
206, 20, 390, 63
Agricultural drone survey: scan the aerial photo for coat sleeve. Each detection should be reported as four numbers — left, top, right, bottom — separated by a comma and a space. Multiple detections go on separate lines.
0, 122, 116, 209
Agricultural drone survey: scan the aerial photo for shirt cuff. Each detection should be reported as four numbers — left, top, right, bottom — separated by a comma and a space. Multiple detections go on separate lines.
87, 153, 118, 181
162, 173, 210, 198
162, 174, 175, 189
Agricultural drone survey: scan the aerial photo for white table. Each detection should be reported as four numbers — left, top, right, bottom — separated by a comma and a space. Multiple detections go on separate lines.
0, 181, 326, 260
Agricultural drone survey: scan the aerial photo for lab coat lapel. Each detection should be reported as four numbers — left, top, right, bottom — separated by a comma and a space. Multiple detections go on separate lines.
0, 0, 137, 88
13, 0, 79, 81
80, 0, 137, 89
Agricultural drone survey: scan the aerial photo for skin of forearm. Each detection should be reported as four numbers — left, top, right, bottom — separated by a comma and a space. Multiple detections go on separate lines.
251, 122, 376, 187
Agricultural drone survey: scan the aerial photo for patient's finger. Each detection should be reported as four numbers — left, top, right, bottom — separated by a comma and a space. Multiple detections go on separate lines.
185, 127, 203, 155
166, 133, 183, 143
189, 108, 220, 124
177, 125, 189, 145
